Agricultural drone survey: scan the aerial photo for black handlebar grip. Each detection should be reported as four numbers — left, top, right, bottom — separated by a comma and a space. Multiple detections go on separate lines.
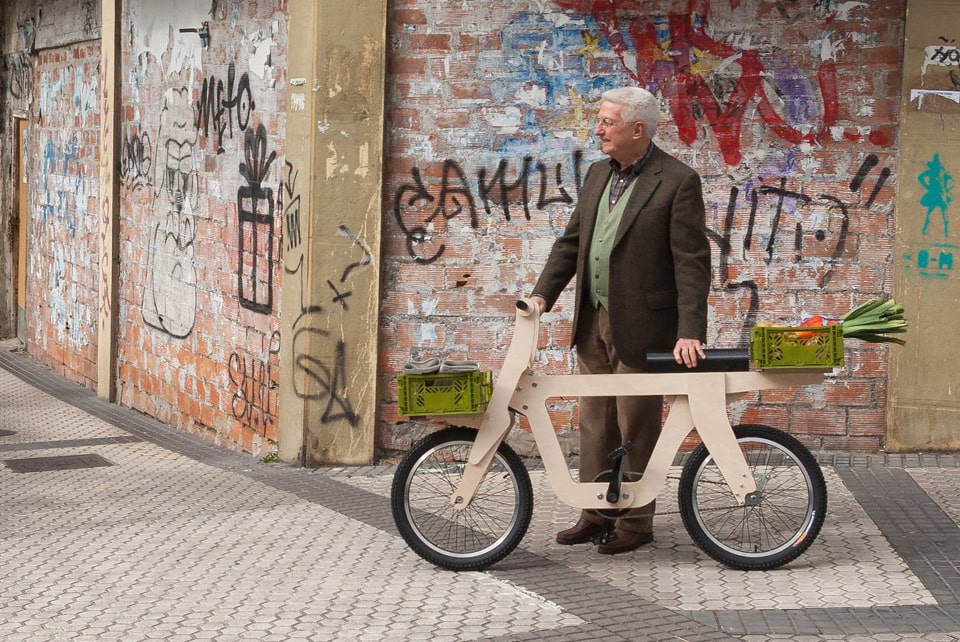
644, 348, 751, 373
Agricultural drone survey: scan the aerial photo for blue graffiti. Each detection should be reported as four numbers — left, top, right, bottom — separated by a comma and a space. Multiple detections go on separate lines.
918, 153, 952, 238
37, 136, 85, 236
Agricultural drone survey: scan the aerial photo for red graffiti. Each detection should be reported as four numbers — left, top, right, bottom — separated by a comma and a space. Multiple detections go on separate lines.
555, 0, 888, 165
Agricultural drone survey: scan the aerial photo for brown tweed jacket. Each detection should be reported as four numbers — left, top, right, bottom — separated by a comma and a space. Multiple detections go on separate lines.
532, 144, 711, 368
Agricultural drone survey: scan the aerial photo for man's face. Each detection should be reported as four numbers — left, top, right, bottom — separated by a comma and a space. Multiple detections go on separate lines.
594, 101, 646, 165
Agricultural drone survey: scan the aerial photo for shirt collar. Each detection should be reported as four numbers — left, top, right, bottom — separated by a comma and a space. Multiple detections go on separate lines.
609, 142, 654, 177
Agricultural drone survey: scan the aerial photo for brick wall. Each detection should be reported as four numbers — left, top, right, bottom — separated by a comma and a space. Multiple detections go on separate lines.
379, 0, 906, 454
8, 0, 907, 459
115, 0, 286, 454
24, 40, 101, 387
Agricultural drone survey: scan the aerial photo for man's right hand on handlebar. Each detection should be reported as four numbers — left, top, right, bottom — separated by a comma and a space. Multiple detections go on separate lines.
529, 295, 547, 316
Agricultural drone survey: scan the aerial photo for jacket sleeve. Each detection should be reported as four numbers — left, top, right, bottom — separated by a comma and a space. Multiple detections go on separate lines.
669, 171, 712, 342
531, 163, 603, 312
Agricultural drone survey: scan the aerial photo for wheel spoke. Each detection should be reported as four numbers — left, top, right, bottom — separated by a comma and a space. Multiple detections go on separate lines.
391, 428, 533, 571
679, 424, 827, 570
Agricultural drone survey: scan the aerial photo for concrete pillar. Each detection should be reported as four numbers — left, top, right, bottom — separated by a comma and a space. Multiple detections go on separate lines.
279, 0, 387, 465
97, 0, 120, 400
889, 0, 960, 450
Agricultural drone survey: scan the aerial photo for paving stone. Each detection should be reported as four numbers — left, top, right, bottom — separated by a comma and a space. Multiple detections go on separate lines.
2, 350, 960, 641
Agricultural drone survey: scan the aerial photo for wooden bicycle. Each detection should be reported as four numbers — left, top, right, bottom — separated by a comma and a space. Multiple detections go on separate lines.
391, 299, 829, 571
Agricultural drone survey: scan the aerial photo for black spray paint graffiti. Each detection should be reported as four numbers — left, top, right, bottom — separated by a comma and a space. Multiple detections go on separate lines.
394, 151, 890, 347
229, 331, 281, 435
293, 334, 360, 427
393, 153, 583, 262
80, 1, 96, 35
280, 160, 370, 427
8, 52, 34, 109
394, 151, 888, 276
119, 125, 153, 191
195, 63, 254, 154
709, 153, 891, 343
143, 87, 198, 338
282, 161, 303, 253
328, 224, 373, 309
285, 223, 373, 426
929, 36, 960, 67
237, 123, 277, 314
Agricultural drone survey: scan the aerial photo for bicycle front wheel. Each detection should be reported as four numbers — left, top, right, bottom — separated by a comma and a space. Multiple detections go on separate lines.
678, 424, 827, 570
391, 427, 533, 571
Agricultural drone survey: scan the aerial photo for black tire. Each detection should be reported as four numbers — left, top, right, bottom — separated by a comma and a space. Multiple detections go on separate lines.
391, 427, 533, 571
678, 424, 827, 570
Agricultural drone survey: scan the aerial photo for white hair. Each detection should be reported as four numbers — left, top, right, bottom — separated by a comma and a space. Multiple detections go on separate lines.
601, 86, 660, 139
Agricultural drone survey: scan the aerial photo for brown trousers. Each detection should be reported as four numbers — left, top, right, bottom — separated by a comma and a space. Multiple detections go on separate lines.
575, 304, 663, 534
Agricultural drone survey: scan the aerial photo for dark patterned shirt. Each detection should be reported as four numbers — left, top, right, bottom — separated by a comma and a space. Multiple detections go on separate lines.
608, 143, 654, 207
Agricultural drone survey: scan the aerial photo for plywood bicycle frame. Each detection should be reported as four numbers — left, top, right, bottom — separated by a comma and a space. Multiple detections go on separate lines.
449, 299, 827, 513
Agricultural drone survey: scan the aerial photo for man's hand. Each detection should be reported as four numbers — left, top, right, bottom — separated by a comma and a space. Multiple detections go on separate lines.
530, 295, 547, 316
673, 337, 706, 368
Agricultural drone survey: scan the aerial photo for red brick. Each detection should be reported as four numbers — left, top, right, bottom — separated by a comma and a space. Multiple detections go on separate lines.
410, 34, 451, 53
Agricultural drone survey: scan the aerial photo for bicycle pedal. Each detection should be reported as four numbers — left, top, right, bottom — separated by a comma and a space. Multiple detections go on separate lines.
607, 440, 635, 460
593, 522, 616, 545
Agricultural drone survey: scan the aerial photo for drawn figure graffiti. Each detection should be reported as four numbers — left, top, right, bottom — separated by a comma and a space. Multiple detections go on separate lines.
237, 123, 277, 314
918, 153, 953, 238
143, 87, 199, 338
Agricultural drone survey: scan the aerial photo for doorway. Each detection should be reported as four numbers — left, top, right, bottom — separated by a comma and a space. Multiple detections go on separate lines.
15, 117, 28, 342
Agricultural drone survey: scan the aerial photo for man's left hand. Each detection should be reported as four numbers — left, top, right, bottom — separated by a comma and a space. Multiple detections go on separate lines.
673, 338, 706, 368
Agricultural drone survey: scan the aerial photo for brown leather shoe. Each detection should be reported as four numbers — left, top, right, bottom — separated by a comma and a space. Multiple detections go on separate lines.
597, 529, 654, 555
555, 518, 604, 545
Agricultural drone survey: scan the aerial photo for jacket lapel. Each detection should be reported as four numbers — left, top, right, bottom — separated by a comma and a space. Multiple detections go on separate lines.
614, 145, 663, 247
579, 163, 614, 250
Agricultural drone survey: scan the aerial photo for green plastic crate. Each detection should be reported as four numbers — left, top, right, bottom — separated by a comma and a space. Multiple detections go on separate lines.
750, 325, 844, 369
397, 370, 493, 417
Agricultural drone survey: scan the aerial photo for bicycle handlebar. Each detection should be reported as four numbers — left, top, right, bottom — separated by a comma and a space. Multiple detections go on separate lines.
516, 298, 537, 317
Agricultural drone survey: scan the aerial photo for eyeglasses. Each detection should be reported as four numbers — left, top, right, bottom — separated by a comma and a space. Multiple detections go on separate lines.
597, 117, 621, 129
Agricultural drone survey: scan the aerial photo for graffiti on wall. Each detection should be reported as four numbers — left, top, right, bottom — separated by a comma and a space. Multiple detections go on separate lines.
36, 134, 87, 237
37, 68, 99, 125
119, 125, 153, 191
712, 153, 892, 338
282, 160, 366, 427
25, 40, 101, 369
196, 63, 255, 154
229, 331, 281, 436
282, 160, 303, 253
392, 153, 582, 263
7, 52, 35, 110
73, 69, 99, 126
918, 153, 952, 237
237, 123, 277, 314
910, 35, 960, 108
548, 0, 889, 166
142, 87, 199, 338
49, 247, 90, 350
393, 148, 892, 343
904, 152, 955, 280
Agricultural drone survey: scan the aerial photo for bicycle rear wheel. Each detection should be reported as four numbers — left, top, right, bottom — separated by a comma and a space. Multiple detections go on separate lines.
678, 424, 827, 570
391, 427, 533, 571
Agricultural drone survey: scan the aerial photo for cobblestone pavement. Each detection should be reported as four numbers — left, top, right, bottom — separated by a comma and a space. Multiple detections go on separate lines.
1, 345, 959, 641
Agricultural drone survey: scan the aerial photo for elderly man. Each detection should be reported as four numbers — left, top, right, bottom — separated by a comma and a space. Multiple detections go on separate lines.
530, 86, 711, 555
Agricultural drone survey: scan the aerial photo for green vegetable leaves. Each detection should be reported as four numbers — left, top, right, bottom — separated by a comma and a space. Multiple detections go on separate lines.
840, 298, 908, 346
